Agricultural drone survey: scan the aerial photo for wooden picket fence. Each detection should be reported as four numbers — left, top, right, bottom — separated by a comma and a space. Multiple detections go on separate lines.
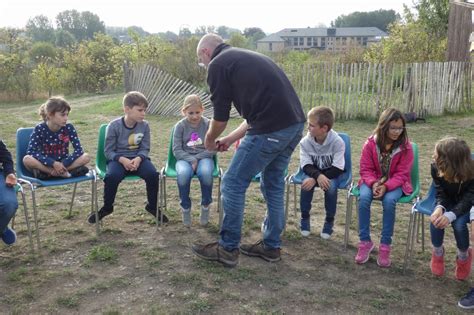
124, 61, 472, 119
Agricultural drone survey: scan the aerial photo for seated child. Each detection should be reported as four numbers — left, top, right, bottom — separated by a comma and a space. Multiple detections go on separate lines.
355, 108, 413, 268
173, 94, 215, 227
23, 97, 91, 179
429, 137, 474, 282
88, 91, 168, 223
299, 106, 345, 239
0, 139, 18, 245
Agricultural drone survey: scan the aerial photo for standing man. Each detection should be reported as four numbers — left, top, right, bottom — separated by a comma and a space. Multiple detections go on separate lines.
192, 33, 305, 267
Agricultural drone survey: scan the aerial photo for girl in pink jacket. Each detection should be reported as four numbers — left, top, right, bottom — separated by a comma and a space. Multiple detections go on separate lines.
355, 108, 413, 267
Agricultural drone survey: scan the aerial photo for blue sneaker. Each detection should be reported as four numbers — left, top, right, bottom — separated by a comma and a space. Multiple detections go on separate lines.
459, 288, 474, 309
2, 227, 17, 245
300, 217, 311, 237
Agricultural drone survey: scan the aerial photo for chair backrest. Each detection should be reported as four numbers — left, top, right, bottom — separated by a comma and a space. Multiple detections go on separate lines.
337, 132, 352, 189
398, 142, 420, 203
164, 126, 220, 178
95, 124, 108, 178
16, 128, 35, 178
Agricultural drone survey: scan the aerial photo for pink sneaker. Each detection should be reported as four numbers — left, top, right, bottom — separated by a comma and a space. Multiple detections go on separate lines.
377, 244, 391, 268
456, 248, 472, 281
355, 241, 375, 264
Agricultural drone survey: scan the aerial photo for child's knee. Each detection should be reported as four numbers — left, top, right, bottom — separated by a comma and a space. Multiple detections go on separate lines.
80, 153, 91, 164
23, 155, 37, 167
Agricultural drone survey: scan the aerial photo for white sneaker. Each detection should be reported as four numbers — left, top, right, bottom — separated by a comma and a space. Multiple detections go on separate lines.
182, 208, 191, 227
301, 230, 310, 237
200, 205, 209, 226
320, 231, 331, 240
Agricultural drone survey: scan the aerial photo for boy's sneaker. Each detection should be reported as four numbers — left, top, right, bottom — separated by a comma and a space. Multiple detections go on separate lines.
430, 249, 445, 276
239, 240, 281, 262
355, 240, 375, 264
377, 243, 392, 268
320, 231, 331, 240
200, 205, 209, 226
87, 206, 113, 224
455, 248, 472, 281
2, 227, 17, 245
182, 208, 191, 227
145, 204, 169, 223
458, 288, 474, 309
192, 241, 239, 267
69, 166, 90, 177
300, 217, 311, 237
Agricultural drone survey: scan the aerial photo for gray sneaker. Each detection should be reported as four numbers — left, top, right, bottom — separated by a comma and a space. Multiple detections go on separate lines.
239, 240, 281, 262
200, 205, 210, 226
182, 208, 191, 227
192, 242, 239, 267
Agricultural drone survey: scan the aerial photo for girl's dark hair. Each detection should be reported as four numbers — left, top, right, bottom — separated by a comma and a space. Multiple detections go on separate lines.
38, 97, 71, 122
434, 136, 474, 183
374, 108, 408, 150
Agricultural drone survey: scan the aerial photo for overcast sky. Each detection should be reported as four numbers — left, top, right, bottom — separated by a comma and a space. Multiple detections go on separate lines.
1, 0, 410, 34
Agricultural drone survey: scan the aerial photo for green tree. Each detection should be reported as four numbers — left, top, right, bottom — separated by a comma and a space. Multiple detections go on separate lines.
55, 29, 76, 47
29, 42, 57, 62
81, 11, 106, 40
331, 9, 400, 32
243, 27, 266, 48
415, 0, 449, 39
25, 15, 55, 43
56, 10, 105, 41
227, 33, 249, 49
32, 58, 61, 96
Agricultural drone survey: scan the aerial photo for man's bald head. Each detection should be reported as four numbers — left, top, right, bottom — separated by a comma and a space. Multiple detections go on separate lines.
197, 33, 224, 67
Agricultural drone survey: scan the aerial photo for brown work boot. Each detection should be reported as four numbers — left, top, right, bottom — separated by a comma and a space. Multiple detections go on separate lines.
239, 240, 281, 262
191, 241, 239, 267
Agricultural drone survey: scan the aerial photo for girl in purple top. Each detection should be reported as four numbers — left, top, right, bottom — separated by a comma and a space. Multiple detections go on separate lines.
23, 97, 90, 179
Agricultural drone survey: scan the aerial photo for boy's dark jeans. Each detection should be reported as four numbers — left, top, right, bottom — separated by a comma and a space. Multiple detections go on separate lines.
103, 159, 159, 211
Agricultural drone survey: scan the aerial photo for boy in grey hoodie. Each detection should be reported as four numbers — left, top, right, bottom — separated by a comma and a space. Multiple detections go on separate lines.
299, 106, 345, 239
88, 91, 168, 224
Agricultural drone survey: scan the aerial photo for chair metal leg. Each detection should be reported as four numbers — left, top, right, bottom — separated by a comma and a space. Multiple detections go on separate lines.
403, 211, 418, 273
163, 175, 167, 213
30, 187, 41, 250
217, 171, 222, 215
344, 192, 353, 250
293, 182, 297, 216
19, 186, 34, 253
284, 179, 290, 232
69, 182, 78, 216
91, 174, 99, 237
421, 214, 425, 252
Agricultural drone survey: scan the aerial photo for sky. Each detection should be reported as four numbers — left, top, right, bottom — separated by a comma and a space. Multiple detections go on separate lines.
0, 0, 410, 35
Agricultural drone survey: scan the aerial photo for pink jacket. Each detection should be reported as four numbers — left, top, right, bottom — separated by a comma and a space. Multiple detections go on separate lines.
358, 135, 414, 195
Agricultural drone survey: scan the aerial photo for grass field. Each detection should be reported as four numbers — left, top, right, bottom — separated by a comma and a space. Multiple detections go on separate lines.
0, 93, 474, 314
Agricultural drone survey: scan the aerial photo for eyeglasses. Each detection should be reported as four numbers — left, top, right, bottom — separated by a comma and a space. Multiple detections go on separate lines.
389, 127, 405, 132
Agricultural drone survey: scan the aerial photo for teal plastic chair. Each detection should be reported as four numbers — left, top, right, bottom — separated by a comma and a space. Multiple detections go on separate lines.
285, 133, 353, 226
16, 127, 98, 251
344, 142, 420, 268
95, 124, 164, 227
160, 127, 222, 223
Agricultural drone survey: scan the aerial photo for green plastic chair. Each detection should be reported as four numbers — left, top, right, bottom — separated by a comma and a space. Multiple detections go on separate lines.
344, 142, 420, 268
160, 127, 222, 223
95, 124, 164, 227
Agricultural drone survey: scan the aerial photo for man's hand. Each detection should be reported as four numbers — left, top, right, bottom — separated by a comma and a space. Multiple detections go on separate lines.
204, 135, 218, 151
301, 178, 316, 191
317, 174, 331, 191
216, 136, 233, 152
5, 173, 17, 187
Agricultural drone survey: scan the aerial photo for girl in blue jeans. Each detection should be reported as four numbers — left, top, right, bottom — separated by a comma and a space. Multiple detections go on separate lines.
429, 137, 474, 285
355, 108, 413, 268
0, 139, 18, 245
172, 95, 215, 227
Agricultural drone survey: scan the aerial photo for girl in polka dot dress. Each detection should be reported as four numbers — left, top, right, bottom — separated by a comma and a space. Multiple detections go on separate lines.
23, 97, 91, 179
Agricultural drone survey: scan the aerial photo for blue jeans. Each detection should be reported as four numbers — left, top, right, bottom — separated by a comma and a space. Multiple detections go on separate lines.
430, 204, 470, 251
0, 172, 18, 234
219, 122, 304, 250
176, 158, 214, 209
358, 183, 403, 245
103, 159, 159, 211
300, 174, 340, 234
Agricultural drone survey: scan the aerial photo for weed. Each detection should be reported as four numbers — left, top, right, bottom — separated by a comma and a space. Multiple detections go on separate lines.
84, 244, 118, 265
